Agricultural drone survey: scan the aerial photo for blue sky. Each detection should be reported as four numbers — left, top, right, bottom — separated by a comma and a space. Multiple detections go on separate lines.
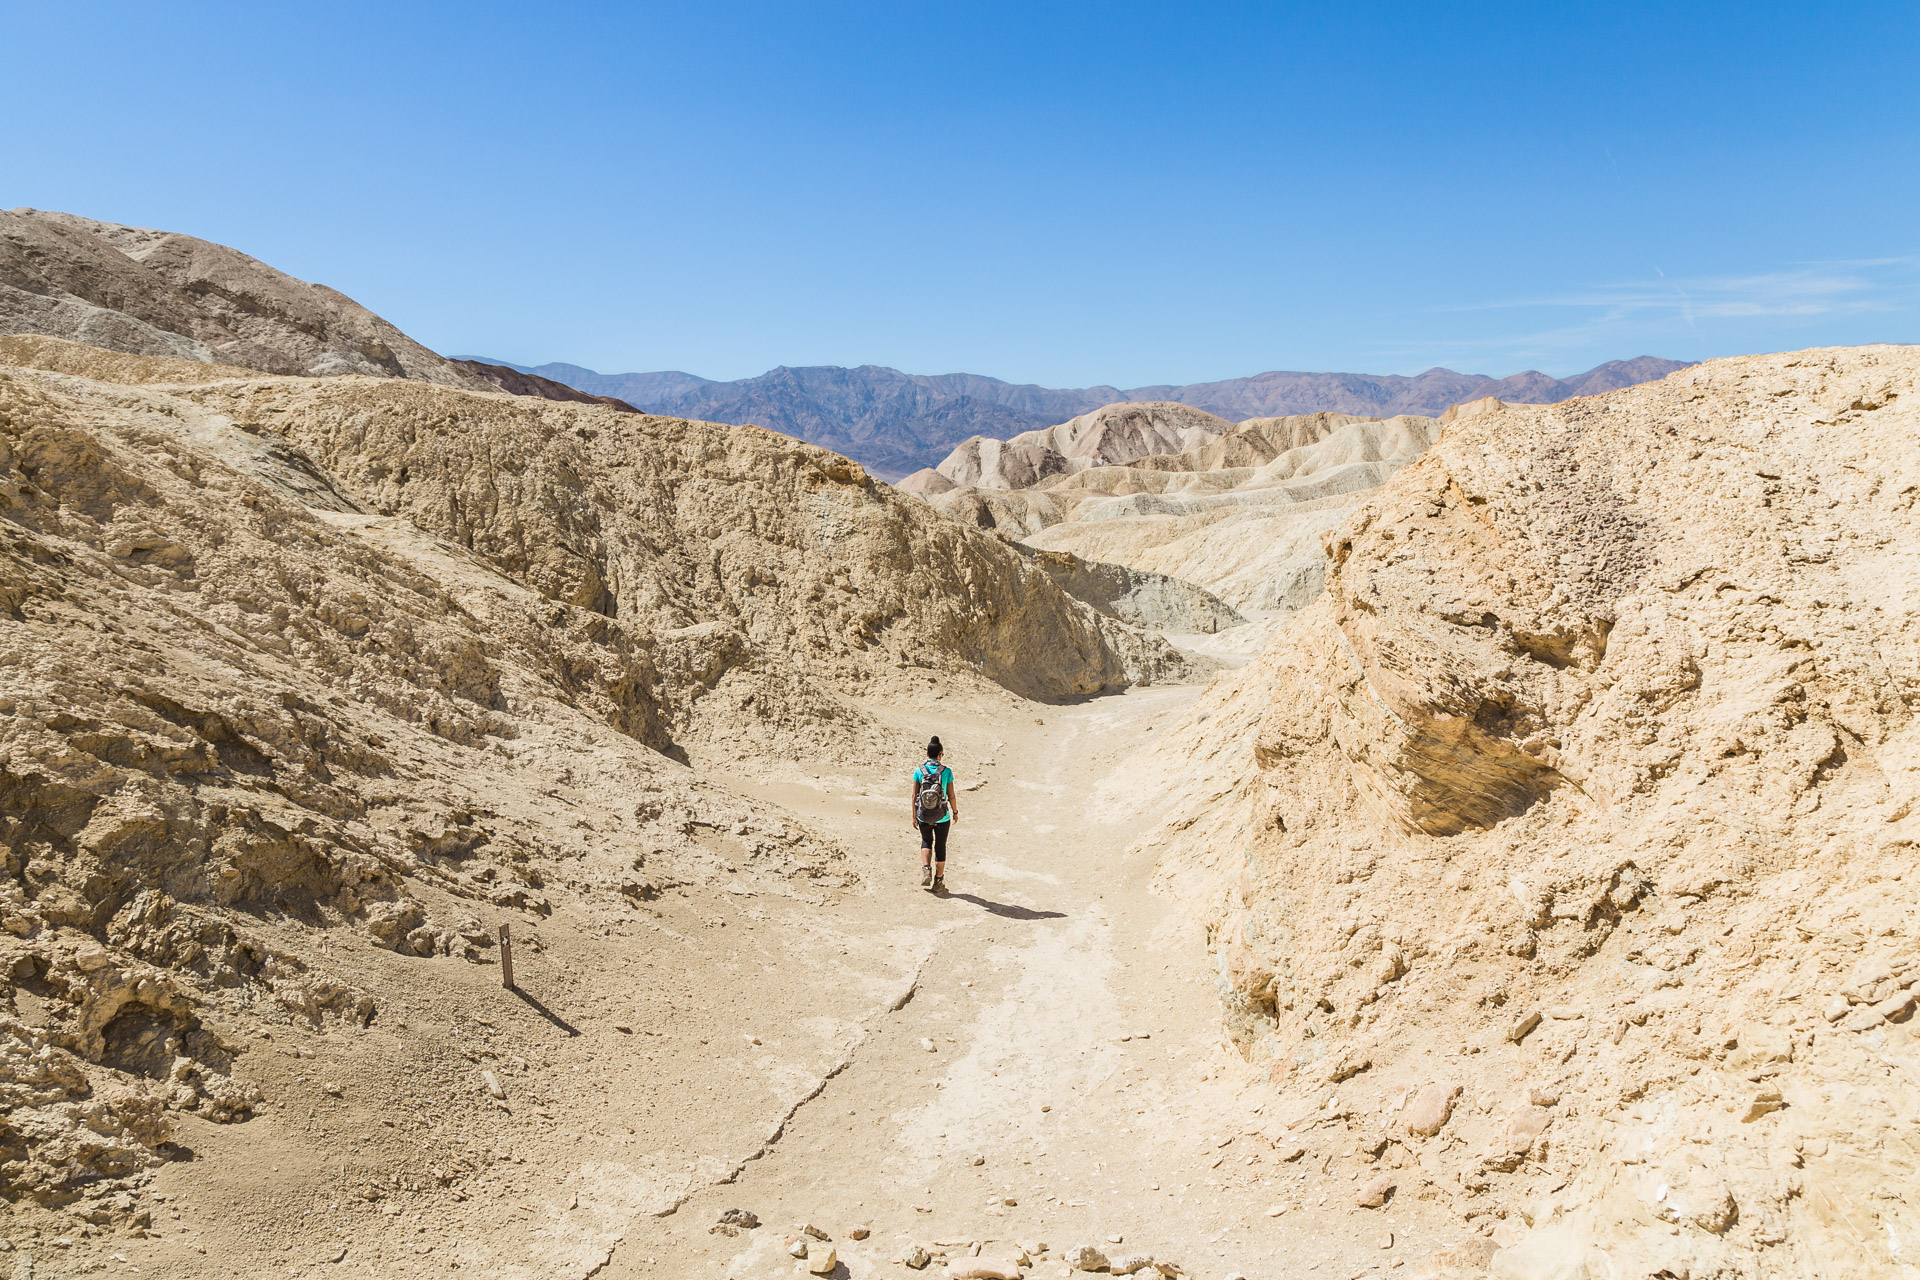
6, 1, 1916, 385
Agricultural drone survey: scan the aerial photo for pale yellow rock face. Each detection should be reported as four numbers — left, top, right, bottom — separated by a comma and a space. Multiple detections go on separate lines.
1127, 346, 1920, 1276
923, 408, 1446, 615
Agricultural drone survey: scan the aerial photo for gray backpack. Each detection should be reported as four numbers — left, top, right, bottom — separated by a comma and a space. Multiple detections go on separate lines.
916, 762, 949, 822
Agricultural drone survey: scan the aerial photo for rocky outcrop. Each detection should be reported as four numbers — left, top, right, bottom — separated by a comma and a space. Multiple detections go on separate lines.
1123, 345, 1920, 1275
0, 209, 487, 389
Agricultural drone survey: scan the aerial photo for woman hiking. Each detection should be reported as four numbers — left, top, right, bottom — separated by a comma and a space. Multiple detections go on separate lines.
910, 737, 958, 894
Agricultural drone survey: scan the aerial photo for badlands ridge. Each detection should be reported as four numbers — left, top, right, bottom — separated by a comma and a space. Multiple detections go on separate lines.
0, 212, 1915, 1280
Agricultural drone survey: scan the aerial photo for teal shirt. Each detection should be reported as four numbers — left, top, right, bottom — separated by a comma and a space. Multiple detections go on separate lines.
913, 761, 954, 824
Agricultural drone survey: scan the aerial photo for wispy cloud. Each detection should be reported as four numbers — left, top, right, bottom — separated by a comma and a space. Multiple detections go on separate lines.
1466, 258, 1919, 322
1373, 256, 1920, 367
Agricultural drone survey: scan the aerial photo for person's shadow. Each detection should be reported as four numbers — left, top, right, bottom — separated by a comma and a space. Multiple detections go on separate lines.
947, 893, 1066, 921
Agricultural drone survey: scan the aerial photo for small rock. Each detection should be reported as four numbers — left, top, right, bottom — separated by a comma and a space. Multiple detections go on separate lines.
922, 1038, 938, 1053
717, 1209, 759, 1229
481, 1071, 506, 1100
1326, 1051, 1371, 1082
322, 1082, 343, 1097
1742, 1089, 1786, 1122
1107, 1234, 1124, 1244
1356, 1175, 1396, 1208
1063, 1244, 1109, 1271
1150, 1262, 1181, 1277
849, 1224, 870, 1240
1379, 1230, 1394, 1249
1275, 1143, 1306, 1162
1265, 1204, 1285, 1217
1873, 991, 1917, 1024
808, 1246, 838, 1275
1109, 1255, 1153, 1274
1509, 1011, 1542, 1043
803, 1223, 830, 1240
613, 1024, 632, 1034
947, 1259, 1021, 1279
788, 1238, 809, 1259
969, 1154, 986, 1166
1504, 1105, 1553, 1155
1526, 1087, 1560, 1108
904, 1245, 932, 1270
1404, 1083, 1461, 1137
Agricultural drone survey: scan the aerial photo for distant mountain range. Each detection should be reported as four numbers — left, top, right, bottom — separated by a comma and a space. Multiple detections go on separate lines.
471, 357, 1696, 479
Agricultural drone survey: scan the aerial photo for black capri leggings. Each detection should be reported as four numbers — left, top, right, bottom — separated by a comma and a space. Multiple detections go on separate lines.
918, 821, 950, 861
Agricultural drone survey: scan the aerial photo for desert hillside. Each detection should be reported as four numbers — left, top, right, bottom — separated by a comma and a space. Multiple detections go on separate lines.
0, 210, 622, 416
1119, 344, 1920, 1277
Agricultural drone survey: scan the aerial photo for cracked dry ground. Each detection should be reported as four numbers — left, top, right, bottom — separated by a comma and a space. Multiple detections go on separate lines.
83, 683, 1460, 1280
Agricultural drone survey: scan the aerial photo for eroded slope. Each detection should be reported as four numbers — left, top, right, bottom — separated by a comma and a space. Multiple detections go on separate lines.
1121, 346, 1920, 1277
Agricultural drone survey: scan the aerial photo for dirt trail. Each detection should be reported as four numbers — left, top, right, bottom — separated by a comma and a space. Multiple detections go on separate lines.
60, 674, 1467, 1280
605, 684, 1463, 1279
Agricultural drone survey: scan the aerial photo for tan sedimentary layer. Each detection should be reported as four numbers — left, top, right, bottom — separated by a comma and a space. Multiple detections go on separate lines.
1119, 346, 1920, 1276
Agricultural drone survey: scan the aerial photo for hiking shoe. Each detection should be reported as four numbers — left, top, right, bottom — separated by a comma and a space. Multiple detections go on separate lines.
932, 877, 947, 895
920, 866, 933, 888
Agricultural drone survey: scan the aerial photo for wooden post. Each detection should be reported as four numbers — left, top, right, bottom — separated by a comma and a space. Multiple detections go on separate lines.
499, 922, 515, 990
